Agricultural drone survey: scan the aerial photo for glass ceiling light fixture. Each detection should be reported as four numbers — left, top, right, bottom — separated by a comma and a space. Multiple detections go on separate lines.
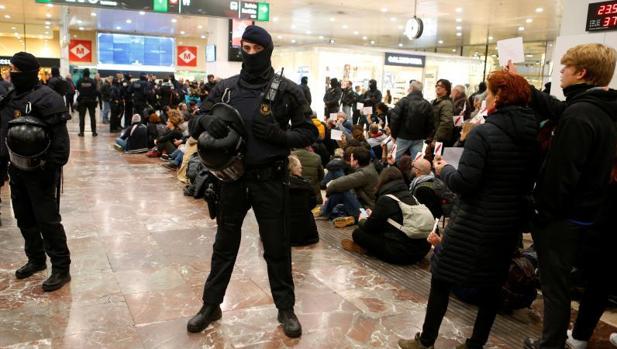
404, 0, 423, 40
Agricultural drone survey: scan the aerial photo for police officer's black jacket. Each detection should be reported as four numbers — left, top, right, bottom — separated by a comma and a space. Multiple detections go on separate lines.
300, 82, 312, 106
323, 86, 342, 112
0, 84, 70, 168
362, 88, 382, 107
76, 77, 97, 102
389, 91, 434, 141
341, 87, 356, 107
191, 75, 317, 167
47, 76, 68, 97
129, 78, 148, 105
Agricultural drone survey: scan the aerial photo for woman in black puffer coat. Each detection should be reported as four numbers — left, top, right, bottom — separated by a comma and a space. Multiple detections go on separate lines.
288, 155, 319, 246
399, 71, 539, 349
343, 167, 431, 265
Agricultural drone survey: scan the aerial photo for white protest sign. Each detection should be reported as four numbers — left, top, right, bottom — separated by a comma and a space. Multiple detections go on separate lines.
362, 107, 373, 116
414, 151, 424, 161
497, 37, 525, 67
329, 113, 338, 120
453, 115, 464, 127
442, 147, 464, 169
434, 142, 444, 156
330, 129, 344, 141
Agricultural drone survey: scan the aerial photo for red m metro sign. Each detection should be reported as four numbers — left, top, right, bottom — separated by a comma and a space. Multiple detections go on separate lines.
69, 40, 92, 62
177, 46, 197, 67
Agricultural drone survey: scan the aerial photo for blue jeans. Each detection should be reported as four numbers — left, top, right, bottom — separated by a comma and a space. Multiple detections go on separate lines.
320, 169, 344, 188
396, 138, 424, 162
115, 137, 127, 150
321, 191, 362, 220
101, 101, 111, 123
170, 148, 184, 166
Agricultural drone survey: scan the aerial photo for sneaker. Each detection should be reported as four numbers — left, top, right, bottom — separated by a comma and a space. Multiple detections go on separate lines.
609, 333, 617, 347
113, 144, 123, 152
162, 161, 178, 170
398, 333, 433, 349
333, 216, 355, 228
566, 330, 588, 349
160, 154, 170, 161
341, 239, 367, 254
146, 150, 161, 158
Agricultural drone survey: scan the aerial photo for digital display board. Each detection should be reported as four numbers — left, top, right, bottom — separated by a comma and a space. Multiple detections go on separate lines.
98, 33, 174, 67
228, 18, 253, 62
34, 0, 271, 21
586, 0, 617, 32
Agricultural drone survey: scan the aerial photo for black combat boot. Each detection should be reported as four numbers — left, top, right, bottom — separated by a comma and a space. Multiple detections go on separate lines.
277, 308, 302, 338
42, 270, 71, 292
15, 261, 46, 279
187, 304, 222, 333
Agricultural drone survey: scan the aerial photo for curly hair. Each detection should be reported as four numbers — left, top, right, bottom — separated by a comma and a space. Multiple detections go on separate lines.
487, 71, 531, 108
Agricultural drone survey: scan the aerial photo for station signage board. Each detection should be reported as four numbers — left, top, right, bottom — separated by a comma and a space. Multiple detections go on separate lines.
69, 39, 92, 62
384, 52, 425, 68
177, 45, 197, 67
586, 0, 617, 32
34, 0, 271, 21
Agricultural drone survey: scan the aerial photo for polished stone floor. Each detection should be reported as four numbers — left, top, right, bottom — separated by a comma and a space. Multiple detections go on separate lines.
0, 115, 615, 348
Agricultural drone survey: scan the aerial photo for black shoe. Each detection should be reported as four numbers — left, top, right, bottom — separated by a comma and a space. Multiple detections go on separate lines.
78, 133, 84, 137
93, 132, 98, 137
42, 271, 71, 292
162, 161, 178, 170
523, 337, 540, 349
187, 304, 222, 333
15, 261, 46, 279
278, 308, 302, 338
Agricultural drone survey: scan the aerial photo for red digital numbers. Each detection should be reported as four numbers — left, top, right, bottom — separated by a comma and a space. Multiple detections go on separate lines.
603, 15, 617, 26
598, 3, 617, 15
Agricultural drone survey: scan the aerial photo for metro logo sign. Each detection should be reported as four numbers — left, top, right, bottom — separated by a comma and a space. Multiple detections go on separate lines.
69, 40, 92, 62
177, 46, 197, 67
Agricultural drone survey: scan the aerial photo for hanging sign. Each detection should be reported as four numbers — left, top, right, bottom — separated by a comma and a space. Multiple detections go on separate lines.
69, 40, 92, 62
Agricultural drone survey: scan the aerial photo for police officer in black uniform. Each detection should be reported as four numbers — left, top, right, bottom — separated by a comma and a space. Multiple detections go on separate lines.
128, 73, 148, 120
76, 68, 98, 136
122, 74, 133, 128
0, 52, 71, 292
187, 25, 317, 338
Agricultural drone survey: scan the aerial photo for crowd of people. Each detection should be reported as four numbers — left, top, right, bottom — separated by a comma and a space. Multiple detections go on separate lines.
1, 27, 616, 348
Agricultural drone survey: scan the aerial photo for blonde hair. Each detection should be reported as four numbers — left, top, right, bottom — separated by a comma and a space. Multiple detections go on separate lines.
560, 43, 617, 86
167, 109, 183, 127
288, 155, 301, 174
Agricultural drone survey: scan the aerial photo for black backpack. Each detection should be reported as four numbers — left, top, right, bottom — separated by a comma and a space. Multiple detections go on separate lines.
414, 178, 457, 217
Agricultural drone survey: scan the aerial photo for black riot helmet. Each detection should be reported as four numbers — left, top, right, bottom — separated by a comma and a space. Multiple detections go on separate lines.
197, 103, 247, 182
6, 115, 51, 171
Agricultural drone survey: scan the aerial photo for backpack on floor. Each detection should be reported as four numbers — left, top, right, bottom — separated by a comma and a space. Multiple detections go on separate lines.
385, 194, 435, 239
414, 178, 457, 217
500, 250, 538, 313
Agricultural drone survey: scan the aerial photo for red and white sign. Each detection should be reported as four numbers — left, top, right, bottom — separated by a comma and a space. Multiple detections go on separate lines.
69, 40, 92, 62
177, 46, 197, 67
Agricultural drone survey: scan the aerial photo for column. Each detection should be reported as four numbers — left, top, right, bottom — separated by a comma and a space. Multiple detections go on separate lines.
59, 6, 70, 77
206, 17, 242, 79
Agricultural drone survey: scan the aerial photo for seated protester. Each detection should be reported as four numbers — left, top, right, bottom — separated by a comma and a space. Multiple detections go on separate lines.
288, 155, 319, 246
177, 136, 199, 184
115, 114, 148, 153
146, 110, 165, 148
396, 155, 414, 187
292, 146, 325, 205
373, 102, 389, 127
367, 123, 386, 160
333, 111, 353, 135
321, 147, 351, 188
409, 158, 443, 219
146, 109, 184, 158
341, 167, 431, 265
322, 146, 378, 228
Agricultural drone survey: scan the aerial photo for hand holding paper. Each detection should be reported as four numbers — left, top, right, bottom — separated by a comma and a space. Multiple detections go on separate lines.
497, 37, 525, 67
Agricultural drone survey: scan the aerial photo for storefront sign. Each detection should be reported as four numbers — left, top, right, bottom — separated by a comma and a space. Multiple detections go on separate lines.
69, 40, 92, 62
586, 0, 617, 32
384, 53, 425, 68
177, 46, 197, 67
35, 0, 271, 21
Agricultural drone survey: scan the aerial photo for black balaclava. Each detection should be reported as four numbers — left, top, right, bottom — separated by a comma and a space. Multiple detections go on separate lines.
301, 76, 308, 85
82, 68, 90, 78
240, 25, 274, 85
140, 73, 147, 81
369, 79, 377, 91
10, 52, 40, 93
330, 78, 339, 89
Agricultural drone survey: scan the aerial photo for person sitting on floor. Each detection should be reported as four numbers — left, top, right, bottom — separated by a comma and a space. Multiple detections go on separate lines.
146, 110, 165, 148
146, 109, 184, 158
115, 114, 148, 153
292, 146, 325, 205
409, 158, 443, 219
321, 146, 378, 228
288, 155, 319, 246
341, 166, 431, 265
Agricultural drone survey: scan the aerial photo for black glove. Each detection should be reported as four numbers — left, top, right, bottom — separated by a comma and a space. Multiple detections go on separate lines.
252, 116, 287, 145
207, 117, 228, 139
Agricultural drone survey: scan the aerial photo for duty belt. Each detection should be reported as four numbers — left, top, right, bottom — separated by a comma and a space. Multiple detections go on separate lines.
244, 159, 288, 182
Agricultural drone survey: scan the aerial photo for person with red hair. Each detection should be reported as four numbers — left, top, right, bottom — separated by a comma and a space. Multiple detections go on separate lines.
398, 71, 539, 349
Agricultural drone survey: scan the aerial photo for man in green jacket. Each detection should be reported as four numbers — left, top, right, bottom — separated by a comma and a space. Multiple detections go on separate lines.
432, 79, 454, 145
292, 146, 324, 204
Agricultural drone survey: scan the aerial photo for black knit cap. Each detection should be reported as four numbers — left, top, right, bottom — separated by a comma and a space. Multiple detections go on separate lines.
241, 25, 273, 48
10, 52, 40, 72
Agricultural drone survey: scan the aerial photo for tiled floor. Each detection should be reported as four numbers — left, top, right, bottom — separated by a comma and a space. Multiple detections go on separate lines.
0, 116, 615, 348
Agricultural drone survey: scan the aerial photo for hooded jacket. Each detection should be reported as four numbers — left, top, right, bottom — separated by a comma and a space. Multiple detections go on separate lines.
432, 105, 539, 287
531, 84, 617, 223
323, 79, 342, 114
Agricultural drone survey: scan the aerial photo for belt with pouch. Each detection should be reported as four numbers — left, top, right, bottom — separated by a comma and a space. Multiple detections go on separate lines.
244, 158, 288, 182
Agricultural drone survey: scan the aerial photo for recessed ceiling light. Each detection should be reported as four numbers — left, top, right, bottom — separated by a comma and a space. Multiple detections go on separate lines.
273, 17, 279, 22
171, 18, 177, 23
438, 40, 444, 44
45, 21, 51, 25
46, 13, 51, 18
139, 11, 146, 15
456, 32, 462, 36
390, 17, 397, 22
518, 26, 525, 31
126, 19, 132, 23
353, 31, 359, 35
456, 18, 462, 22
90, 12, 96, 17
319, 35, 324, 39
78, 27, 84, 31
362, 36, 367, 40
305, 30, 311, 34
329, 39, 335, 44
535, 7, 543, 13
329, 17, 335, 22
4, 14, 11, 19
45, 31, 49, 34
46, 3, 53, 7
526, 54, 533, 58
341, 24, 348, 29
456, 26, 462, 30
526, 18, 533, 23
398, 25, 404, 30
197, 25, 203, 29
455, 7, 463, 13
77, 20, 82, 24
201, 35, 206, 39
0, 5, 5, 10
291, 24, 296, 29
180, 31, 185, 34
115, 26, 121, 30
398, 43, 403, 47
370, 40, 375, 45
11, 26, 16, 30
291, 39, 296, 44
452, 49, 457, 52
277, 35, 283, 39
381, 8, 388, 12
